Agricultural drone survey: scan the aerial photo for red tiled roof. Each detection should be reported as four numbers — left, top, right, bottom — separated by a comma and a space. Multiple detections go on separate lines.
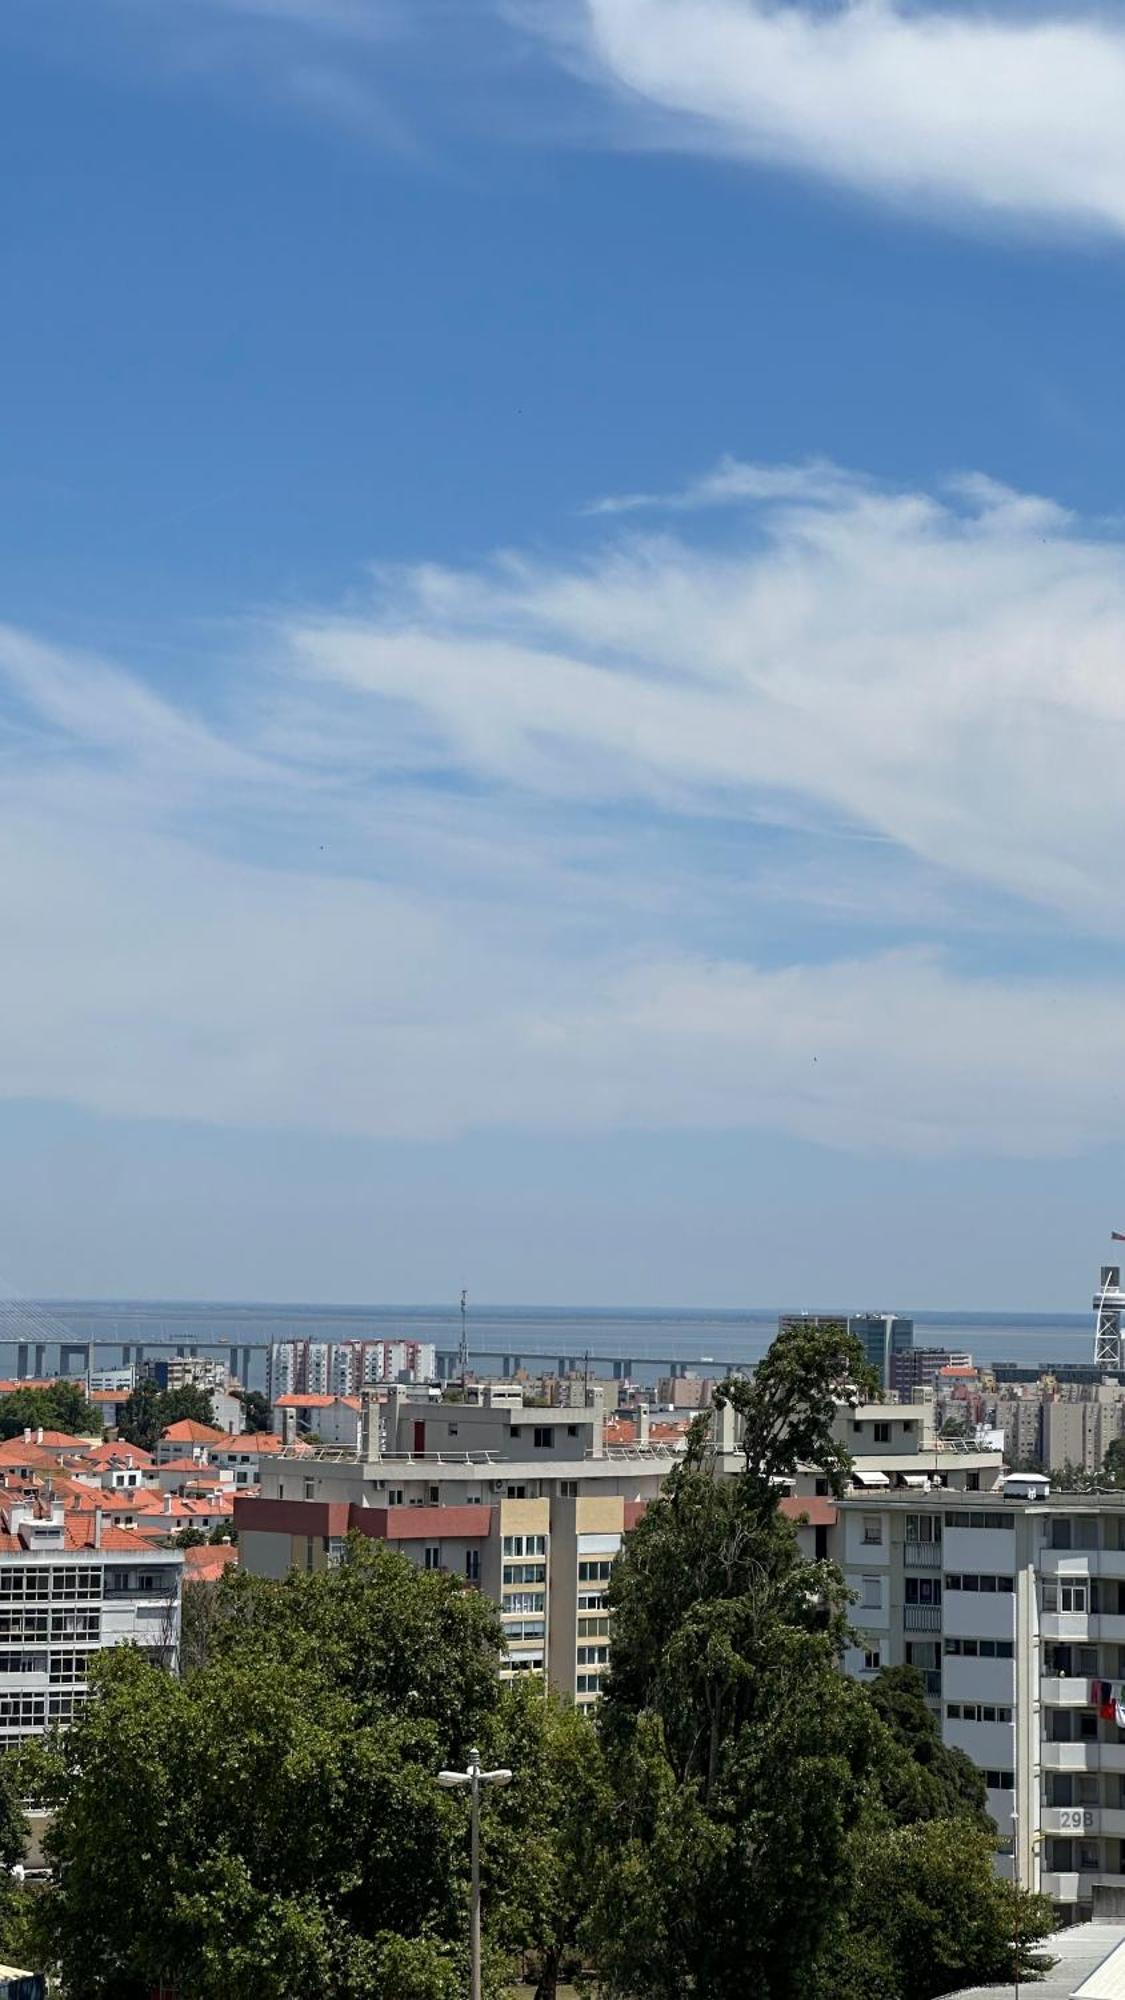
218, 1432, 286, 1453
79, 1441, 154, 1466
161, 1420, 227, 1444
183, 1544, 238, 1580
780, 1495, 839, 1529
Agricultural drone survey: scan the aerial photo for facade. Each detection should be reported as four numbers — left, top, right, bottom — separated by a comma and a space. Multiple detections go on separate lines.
779, 1311, 914, 1391
144, 1355, 230, 1394
0, 1499, 182, 1745
267, 1338, 437, 1402
237, 1384, 696, 1705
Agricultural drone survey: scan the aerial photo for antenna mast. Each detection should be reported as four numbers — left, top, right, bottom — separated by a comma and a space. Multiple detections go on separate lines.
459, 1289, 469, 1385
1094, 1256, 1123, 1370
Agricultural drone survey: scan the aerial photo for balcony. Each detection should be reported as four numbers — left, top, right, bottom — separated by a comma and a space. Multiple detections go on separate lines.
1041, 1678, 1095, 1708
903, 1604, 941, 1631
904, 1542, 942, 1568
1042, 1742, 1125, 1773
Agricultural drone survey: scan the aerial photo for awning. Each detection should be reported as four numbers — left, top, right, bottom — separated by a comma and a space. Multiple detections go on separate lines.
899, 1474, 929, 1489
852, 1469, 890, 1488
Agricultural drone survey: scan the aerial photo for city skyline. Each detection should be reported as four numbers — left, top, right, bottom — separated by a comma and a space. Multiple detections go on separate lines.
2, 2, 1125, 1305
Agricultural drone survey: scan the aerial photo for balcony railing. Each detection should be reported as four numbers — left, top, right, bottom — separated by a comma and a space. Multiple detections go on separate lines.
905, 1541, 942, 1567
903, 1604, 942, 1631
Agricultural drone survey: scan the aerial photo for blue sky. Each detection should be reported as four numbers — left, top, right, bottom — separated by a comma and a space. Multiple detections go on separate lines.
3, 0, 1125, 1310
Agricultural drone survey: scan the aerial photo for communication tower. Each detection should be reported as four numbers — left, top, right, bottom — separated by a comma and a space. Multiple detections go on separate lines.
1093, 1263, 1124, 1370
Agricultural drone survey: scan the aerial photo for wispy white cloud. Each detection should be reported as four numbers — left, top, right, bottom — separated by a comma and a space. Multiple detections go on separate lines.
542, 0, 1125, 236
6, 458, 1125, 1158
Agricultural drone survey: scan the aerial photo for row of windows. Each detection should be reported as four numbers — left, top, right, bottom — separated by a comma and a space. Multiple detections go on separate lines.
576, 1645, 609, 1667
0, 1653, 42, 1675
502, 1535, 547, 1558
577, 1615, 610, 1639
505, 1654, 544, 1674
504, 1592, 546, 1615
983, 1770, 1015, 1792
944, 1574, 1014, 1594
49, 1652, 95, 1685
943, 1637, 1014, 1659
503, 1563, 547, 1586
578, 1560, 614, 1584
576, 1673, 602, 1695
942, 1511, 1014, 1531
946, 1702, 1012, 1724
578, 1590, 608, 1611
503, 1618, 545, 1642
0, 1568, 101, 1600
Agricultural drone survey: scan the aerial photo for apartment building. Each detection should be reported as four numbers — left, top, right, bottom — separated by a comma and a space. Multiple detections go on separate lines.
267, 1338, 437, 1403
236, 1384, 694, 1705
0, 1498, 183, 1745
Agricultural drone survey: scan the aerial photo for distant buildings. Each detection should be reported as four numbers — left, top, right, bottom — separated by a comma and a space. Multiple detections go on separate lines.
779, 1311, 915, 1391
267, 1338, 436, 1402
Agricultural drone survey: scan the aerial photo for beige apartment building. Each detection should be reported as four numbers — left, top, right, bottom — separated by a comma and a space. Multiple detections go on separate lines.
236, 1384, 692, 1705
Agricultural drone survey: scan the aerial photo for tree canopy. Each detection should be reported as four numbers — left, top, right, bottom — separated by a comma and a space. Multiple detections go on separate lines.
587, 1323, 1055, 2000
117, 1380, 216, 1451
0, 1379, 101, 1441
18, 1540, 606, 2000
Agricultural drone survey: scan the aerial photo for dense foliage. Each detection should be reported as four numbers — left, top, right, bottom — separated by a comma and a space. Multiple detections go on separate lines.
591, 1322, 1055, 2000
117, 1379, 216, 1451
236, 1388, 273, 1433
0, 1379, 101, 1440
18, 1543, 602, 2000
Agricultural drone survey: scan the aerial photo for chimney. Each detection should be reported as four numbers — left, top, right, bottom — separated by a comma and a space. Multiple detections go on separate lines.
636, 1405, 651, 1446
360, 1390, 380, 1463
36, 1428, 43, 1445
280, 1407, 296, 1447
22, 1429, 30, 1445
163, 1493, 172, 1514
92, 1509, 102, 1549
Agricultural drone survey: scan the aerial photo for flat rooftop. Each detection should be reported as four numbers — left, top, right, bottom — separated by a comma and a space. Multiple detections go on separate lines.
937, 1923, 1125, 2000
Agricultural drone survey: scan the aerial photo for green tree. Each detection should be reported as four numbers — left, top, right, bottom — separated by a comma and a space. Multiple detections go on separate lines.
236, 1388, 272, 1434
812, 1818, 1055, 2000
589, 1322, 1055, 2000
19, 1540, 549, 2000
865, 1665, 990, 1826
0, 1381, 101, 1441
118, 1380, 215, 1452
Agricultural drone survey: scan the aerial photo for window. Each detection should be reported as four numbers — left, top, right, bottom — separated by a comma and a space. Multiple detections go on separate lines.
533, 1428, 552, 1449
576, 1645, 609, 1666
943, 1637, 1014, 1659
510, 1427, 522, 1439
579, 1559, 613, 1584
428, 1486, 440, 1505
860, 1575, 881, 1609
966, 1473, 980, 1491
862, 1520, 882, 1544
506, 1485, 528, 1500
984, 1770, 1014, 1791
944, 1573, 1014, 1594
465, 1550, 480, 1583
578, 1615, 610, 1638
942, 1511, 1014, 1531
946, 1702, 1012, 1723
304, 1479, 315, 1500
863, 1648, 881, 1672
503, 1535, 546, 1557
1043, 1580, 1089, 1615
505, 1591, 545, 1615
873, 1422, 891, 1443
578, 1591, 608, 1611
567, 1425, 579, 1437
576, 1673, 602, 1695
905, 1578, 941, 1605
559, 1481, 578, 1498
447, 1424, 458, 1437
423, 1546, 441, 1571
907, 1514, 942, 1544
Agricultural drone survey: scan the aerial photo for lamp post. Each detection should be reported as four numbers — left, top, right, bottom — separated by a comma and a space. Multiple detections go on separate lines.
438, 1747, 512, 2000
1011, 1810, 1021, 2000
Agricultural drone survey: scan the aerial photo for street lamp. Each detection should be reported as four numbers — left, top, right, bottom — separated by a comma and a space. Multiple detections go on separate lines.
438, 1747, 513, 2000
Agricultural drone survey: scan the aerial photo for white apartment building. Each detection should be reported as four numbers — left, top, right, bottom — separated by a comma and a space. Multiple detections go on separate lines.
0, 1500, 183, 1744
267, 1338, 437, 1403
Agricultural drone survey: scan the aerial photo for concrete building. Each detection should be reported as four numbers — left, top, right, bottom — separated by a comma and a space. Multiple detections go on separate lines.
779, 1311, 914, 1391
237, 1383, 693, 1706
0, 1498, 182, 1745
